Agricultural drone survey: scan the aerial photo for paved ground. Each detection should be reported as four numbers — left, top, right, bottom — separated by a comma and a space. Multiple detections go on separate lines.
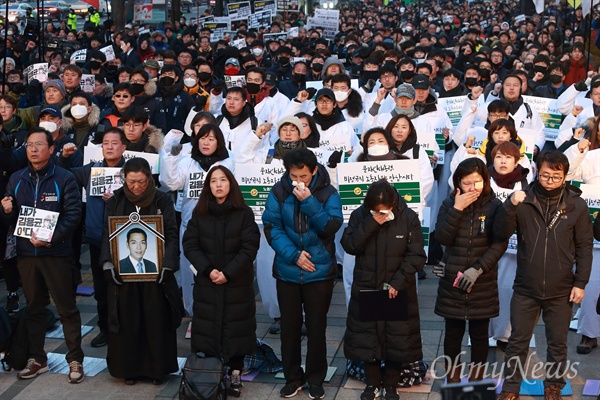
0, 245, 598, 399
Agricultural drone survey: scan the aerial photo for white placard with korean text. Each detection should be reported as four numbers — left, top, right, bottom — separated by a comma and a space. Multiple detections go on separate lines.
83, 145, 160, 174
90, 167, 123, 196
15, 206, 59, 242
234, 164, 286, 222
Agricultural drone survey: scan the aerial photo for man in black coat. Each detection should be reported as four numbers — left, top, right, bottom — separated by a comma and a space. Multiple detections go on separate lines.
495, 151, 593, 400
120, 36, 143, 70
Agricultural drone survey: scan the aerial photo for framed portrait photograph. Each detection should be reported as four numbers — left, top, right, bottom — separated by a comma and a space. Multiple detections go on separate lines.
108, 214, 165, 282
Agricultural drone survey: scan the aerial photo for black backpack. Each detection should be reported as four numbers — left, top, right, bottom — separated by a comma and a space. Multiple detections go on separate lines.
2, 308, 58, 371
179, 353, 228, 400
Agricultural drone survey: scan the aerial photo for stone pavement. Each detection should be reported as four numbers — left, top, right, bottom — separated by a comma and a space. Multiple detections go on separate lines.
0, 246, 598, 399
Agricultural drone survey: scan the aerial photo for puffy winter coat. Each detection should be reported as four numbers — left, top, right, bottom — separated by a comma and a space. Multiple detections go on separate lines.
262, 166, 343, 284
182, 203, 260, 358
342, 199, 426, 363
434, 194, 508, 320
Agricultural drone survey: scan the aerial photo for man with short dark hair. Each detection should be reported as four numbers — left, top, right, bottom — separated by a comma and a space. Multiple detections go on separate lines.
262, 148, 342, 400
496, 151, 593, 400
1, 128, 84, 383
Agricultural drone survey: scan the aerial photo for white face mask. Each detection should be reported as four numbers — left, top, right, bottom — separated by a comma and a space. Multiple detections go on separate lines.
252, 48, 264, 57
368, 143, 389, 156
71, 104, 88, 119
183, 78, 196, 88
39, 121, 58, 132
334, 90, 350, 102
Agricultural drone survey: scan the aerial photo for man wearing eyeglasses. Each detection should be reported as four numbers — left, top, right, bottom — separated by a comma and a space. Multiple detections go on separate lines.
99, 83, 136, 131
495, 150, 593, 400
1, 127, 84, 384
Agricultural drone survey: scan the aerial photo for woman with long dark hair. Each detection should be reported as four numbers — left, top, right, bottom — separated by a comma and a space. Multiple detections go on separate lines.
342, 180, 426, 400
182, 166, 260, 397
159, 123, 232, 317
434, 158, 508, 383
100, 158, 182, 385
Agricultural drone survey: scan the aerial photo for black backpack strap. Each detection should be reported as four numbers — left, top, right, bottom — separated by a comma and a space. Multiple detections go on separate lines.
216, 114, 224, 126
251, 116, 258, 131
524, 103, 532, 119
412, 144, 420, 159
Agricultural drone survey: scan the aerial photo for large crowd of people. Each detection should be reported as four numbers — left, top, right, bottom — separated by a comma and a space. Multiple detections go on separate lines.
0, 1, 598, 399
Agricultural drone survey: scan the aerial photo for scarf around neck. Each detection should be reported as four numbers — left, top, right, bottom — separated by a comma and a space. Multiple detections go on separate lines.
313, 106, 344, 131
123, 175, 156, 208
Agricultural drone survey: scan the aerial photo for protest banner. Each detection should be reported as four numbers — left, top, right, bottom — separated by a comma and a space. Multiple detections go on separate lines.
516, 127, 536, 161
263, 32, 288, 42
185, 171, 208, 199
493, 186, 518, 254
437, 95, 467, 127
415, 132, 440, 163
133, 0, 152, 20
230, 38, 247, 49
224, 75, 246, 89
253, 0, 276, 14
99, 45, 116, 62
81, 74, 95, 93
248, 10, 272, 28
70, 49, 87, 63
336, 160, 421, 222
84, 145, 160, 174
15, 206, 59, 242
311, 9, 340, 40
277, 0, 299, 12
227, 1, 251, 21
523, 95, 562, 141
234, 164, 286, 221
90, 168, 123, 196
24, 63, 48, 84
580, 183, 600, 248
204, 21, 230, 41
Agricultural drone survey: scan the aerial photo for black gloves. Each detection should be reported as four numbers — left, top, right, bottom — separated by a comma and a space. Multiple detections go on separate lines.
363, 79, 376, 93
327, 150, 343, 168
212, 79, 224, 94
157, 267, 175, 284
0, 132, 15, 150
574, 81, 588, 92
171, 144, 183, 156
306, 87, 317, 99
195, 95, 208, 111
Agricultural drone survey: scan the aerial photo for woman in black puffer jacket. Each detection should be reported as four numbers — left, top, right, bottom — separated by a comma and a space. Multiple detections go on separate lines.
434, 158, 508, 383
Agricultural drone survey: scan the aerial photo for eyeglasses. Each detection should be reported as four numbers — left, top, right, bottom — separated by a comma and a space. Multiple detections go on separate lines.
0, 105, 13, 110
25, 141, 48, 149
316, 98, 334, 106
123, 122, 144, 130
114, 94, 131, 99
539, 173, 563, 182
489, 113, 508, 119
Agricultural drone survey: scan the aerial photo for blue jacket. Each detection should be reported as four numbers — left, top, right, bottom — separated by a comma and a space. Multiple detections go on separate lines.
1, 162, 81, 257
262, 165, 342, 284
59, 156, 126, 243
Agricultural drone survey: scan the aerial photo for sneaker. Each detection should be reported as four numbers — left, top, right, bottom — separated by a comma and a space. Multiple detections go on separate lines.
269, 318, 281, 334
383, 386, 399, 400
360, 385, 380, 400
544, 385, 562, 400
68, 361, 84, 383
5, 292, 19, 314
90, 331, 107, 347
280, 381, 305, 398
308, 384, 325, 399
497, 391, 520, 400
17, 358, 48, 379
576, 335, 597, 354
228, 369, 243, 397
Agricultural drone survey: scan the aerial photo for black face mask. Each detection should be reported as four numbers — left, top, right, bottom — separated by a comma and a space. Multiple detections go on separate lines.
400, 70, 415, 80
130, 83, 145, 95
160, 76, 175, 86
534, 65, 547, 74
362, 70, 379, 81
435, 60, 443, 68
293, 73, 306, 83
90, 60, 102, 70
279, 56, 290, 66
198, 72, 211, 82
549, 74, 563, 84
406, 49, 416, 58
464, 77, 478, 87
479, 69, 491, 78
246, 82, 261, 95
524, 62, 533, 70
312, 63, 323, 72
445, 28, 452, 34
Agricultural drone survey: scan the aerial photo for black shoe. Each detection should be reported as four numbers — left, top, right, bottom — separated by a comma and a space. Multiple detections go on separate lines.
308, 384, 325, 399
91, 331, 108, 347
496, 340, 508, 352
383, 386, 399, 400
360, 385, 380, 400
5, 292, 19, 314
576, 335, 598, 354
269, 318, 281, 334
125, 378, 137, 385
228, 369, 243, 397
280, 381, 305, 398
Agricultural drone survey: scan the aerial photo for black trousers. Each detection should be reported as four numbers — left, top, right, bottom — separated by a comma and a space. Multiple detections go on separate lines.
444, 318, 490, 368
18, 255, 84, 363
89, 243, 108, 332
276, 279, 334, 386
364, 360, 403, 387
502, 292, 572, 393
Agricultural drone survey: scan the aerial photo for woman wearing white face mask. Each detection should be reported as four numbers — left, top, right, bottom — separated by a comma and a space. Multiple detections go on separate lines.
331, 74, 365, 140
61, 91, 101, 149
